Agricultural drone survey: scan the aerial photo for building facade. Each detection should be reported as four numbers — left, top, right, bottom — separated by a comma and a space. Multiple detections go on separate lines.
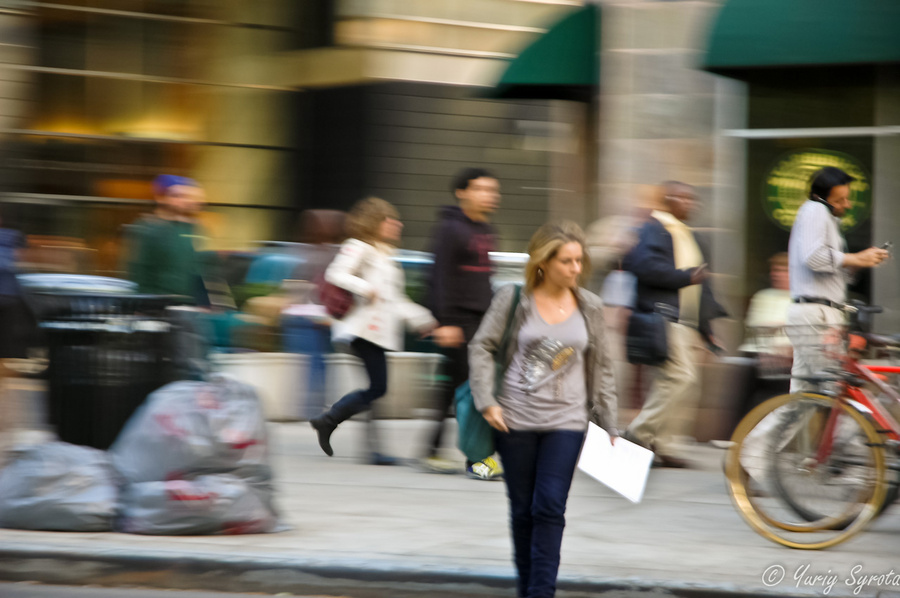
0, 0, 590, 263
3, 0, 896, 336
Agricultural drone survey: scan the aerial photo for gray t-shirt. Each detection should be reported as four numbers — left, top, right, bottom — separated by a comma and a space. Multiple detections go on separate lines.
500, 302, 589, 431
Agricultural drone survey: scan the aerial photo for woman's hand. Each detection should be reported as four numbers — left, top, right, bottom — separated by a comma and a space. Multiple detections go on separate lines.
483, 405, 509, 433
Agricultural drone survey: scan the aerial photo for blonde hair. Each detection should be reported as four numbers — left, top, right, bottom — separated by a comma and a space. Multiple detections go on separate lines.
346, 197, 399, 244
524, 221, 591, 292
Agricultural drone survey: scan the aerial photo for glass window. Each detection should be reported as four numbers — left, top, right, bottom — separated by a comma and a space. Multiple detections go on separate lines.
8, 1, 298, 275
36, 7, 215, 79
747, 67, 876, 130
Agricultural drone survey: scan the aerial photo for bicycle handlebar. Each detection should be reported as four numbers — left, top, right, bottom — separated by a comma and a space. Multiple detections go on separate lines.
849, 299, 883, 314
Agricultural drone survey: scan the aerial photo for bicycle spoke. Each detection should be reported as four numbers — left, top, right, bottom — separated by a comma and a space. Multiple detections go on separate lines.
725, 393, 888, 549
770, 402, 875, 522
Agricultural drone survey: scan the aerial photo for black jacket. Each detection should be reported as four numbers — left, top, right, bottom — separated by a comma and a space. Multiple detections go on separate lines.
425, 206, 497, 328
622, 216, 727, 341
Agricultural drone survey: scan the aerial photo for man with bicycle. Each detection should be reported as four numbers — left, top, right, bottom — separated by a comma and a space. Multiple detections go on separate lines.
787, 166, 889, 391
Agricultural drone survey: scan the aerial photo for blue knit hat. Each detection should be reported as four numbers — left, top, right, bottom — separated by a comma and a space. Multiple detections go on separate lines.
153, 174, 198, 196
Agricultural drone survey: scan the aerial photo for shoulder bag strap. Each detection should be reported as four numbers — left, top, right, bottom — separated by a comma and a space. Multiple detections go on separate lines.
497, 284, 522, 360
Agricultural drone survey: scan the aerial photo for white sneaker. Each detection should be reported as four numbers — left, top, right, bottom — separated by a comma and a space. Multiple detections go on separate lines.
466, 457, 503, 480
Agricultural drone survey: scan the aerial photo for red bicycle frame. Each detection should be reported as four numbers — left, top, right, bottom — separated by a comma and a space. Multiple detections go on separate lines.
808, 358, 900, 467
845, 361, 900, 443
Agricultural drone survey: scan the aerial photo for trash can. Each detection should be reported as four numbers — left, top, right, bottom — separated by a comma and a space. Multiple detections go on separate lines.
37, 292, 179, 450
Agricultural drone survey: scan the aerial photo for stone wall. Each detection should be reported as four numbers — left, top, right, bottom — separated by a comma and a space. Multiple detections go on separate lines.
595, 0, 752, 439
596, 0, 745, 330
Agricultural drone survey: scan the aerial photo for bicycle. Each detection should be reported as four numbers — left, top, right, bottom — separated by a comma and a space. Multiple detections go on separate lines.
725, 304, 900, 549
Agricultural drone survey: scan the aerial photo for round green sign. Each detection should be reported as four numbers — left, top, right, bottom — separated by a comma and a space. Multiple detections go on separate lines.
763, 149, 871, 231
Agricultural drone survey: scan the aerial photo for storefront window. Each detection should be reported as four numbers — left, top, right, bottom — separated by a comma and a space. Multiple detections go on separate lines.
745, 137, 874, 301
746, 67, 876, 130
5, 2, 299, 272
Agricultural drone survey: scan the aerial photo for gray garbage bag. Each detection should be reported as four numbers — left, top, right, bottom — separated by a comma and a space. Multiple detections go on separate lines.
110, 374, 271, 483
117, 474, 278, 535
0, 442, 118, 531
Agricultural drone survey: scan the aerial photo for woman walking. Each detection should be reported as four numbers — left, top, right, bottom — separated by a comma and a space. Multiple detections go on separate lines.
469, 221, 619, 598
310, 197, 437, 465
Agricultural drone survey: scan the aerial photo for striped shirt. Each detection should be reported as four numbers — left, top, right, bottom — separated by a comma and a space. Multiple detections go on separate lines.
788, 200, 851, 304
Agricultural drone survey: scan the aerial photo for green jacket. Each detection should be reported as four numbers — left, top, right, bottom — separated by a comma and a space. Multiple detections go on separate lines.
126, 215, 204, 302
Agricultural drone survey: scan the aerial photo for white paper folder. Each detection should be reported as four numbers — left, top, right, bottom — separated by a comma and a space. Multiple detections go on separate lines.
577, 422, 654, 503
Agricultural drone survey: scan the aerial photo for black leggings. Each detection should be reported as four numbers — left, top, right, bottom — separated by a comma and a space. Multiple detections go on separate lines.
325, 337, 388, 425
351, 337, 388, 406
426, 314, 482, 458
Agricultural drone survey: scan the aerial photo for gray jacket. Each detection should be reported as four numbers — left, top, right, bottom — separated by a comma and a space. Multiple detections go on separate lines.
469, 284, 619, 436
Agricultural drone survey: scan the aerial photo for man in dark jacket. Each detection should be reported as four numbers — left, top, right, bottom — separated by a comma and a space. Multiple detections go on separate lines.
422, 167, 502, 479
622, 181, 727, 467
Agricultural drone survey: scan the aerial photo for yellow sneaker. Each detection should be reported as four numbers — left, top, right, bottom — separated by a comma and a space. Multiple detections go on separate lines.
466, 457, 504, 480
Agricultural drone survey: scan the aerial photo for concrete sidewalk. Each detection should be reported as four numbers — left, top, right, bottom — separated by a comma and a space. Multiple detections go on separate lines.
1, 420, 899, 598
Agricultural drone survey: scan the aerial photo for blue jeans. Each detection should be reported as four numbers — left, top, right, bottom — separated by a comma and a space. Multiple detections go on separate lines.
494, 429, 585, 598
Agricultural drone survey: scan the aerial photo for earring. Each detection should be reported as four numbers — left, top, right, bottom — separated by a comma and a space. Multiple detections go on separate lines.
537, 268, 544, 278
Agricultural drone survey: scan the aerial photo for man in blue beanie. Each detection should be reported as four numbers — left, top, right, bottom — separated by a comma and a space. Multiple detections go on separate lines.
125, 175, 208, 304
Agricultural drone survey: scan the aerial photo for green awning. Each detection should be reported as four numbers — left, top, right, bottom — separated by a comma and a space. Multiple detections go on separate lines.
704, 0, 900, 74
493, 4, 599, 101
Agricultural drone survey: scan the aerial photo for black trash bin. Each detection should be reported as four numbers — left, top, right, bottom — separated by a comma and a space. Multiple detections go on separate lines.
36, 292, 181, 450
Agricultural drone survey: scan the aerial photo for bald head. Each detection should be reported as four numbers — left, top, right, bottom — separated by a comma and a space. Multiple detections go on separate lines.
661, 181, 696, 222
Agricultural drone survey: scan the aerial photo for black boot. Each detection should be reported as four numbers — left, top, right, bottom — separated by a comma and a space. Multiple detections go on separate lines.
309, 414, 337, 457
311, 391, 370, 457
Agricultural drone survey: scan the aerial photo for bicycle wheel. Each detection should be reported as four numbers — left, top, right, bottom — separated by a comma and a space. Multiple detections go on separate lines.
771, 401, 899, 529
725, 392, 888, 549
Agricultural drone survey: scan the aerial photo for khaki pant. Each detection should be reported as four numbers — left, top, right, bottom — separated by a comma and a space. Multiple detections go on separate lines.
785, 303, 845, 393
627, 322, 701, 456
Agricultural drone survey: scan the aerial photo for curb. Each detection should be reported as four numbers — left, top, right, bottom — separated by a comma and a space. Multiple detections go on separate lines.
0, 545, 828, 598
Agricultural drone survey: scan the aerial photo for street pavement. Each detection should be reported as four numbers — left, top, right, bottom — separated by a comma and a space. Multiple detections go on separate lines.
0, 584, 344, 598
0, 582, 694, 598
1, 419, 900, 598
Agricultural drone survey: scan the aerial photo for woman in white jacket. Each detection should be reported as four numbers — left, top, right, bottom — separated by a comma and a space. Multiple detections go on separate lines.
310, 197, 438, 465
